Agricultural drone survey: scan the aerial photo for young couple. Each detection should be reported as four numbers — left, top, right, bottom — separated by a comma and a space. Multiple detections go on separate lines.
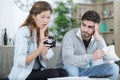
9, 1, 119, 80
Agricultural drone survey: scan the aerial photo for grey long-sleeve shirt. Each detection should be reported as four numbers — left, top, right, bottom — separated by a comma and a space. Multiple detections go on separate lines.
59, 28, 108, 68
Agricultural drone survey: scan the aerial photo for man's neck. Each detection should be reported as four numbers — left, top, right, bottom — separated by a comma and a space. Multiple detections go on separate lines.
83, 37, 91, 49
83, 37, 91, 41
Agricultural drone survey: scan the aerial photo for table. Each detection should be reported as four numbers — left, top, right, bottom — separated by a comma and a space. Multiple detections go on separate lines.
48, 77, 110, 80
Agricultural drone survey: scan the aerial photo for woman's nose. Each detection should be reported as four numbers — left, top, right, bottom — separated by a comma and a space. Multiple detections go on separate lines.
44, 18, 49, 22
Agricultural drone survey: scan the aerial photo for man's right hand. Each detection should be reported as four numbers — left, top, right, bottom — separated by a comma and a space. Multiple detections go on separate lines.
93, 49, 104, 60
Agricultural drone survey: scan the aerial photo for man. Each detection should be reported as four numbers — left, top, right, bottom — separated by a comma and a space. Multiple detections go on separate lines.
59, 11, 119, 80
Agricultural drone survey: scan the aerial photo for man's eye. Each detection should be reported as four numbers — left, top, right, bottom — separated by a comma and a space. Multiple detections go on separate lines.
88, 26, 94, 29
82, 23, 86, 26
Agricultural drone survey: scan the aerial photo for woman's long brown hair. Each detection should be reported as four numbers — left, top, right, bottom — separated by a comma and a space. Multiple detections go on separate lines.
20, 1, 52, 43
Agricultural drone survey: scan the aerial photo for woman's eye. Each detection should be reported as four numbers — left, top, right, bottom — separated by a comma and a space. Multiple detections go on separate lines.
41, 17, 45, 18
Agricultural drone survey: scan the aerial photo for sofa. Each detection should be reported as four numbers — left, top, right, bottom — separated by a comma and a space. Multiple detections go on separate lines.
0, 46, 61, 79
0, 46, 120, 80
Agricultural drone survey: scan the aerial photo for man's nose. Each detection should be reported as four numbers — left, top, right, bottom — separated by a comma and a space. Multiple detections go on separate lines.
84, 27, 88, 31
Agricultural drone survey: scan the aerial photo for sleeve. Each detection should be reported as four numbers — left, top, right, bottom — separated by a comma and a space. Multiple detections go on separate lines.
39, 48, 54, 68
95, 35, 116, 61
14, 28, 30, 67
45, 48, 54, 60
96, 35, 107, 49
62, 32, 93, 67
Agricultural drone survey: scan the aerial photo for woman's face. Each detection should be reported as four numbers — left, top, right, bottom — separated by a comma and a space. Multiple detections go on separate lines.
32, 10, 51, 29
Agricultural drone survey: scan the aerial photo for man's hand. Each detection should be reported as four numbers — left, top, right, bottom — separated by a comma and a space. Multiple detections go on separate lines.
93, 49, 104, 60
94, 23, 100, 40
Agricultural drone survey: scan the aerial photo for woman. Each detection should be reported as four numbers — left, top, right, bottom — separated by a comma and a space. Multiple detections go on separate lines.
8, 1, 68, 80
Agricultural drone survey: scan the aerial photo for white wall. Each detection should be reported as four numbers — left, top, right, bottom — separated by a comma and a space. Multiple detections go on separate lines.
0, 0, 93, 45
0, 0, 29, 45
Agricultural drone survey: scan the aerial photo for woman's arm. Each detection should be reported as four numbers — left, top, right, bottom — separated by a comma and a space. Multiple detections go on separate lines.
26, 37, 49, 64
26, 47, 41, 64
39, 24, 51, 62
41, 47, 49, 62
26, 22, 50, 64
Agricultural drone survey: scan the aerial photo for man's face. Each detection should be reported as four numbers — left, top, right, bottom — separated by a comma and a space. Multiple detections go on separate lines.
81, 20, 95, 40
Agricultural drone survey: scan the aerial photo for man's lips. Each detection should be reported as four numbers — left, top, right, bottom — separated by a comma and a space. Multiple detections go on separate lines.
82, 32, 89, 35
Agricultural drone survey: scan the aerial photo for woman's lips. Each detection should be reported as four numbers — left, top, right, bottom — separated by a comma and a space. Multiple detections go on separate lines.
40, 24, 47, 29
42, 24, 47, 27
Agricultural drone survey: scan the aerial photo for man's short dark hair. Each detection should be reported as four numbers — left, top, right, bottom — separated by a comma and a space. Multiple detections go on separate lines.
81, 10, 100, 23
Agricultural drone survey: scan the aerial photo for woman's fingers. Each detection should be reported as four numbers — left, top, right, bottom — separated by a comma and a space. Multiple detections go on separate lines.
41, 37, 49, 42
40, 24, 48, 33
40, 37, 51, 49
43, 44, 51, 47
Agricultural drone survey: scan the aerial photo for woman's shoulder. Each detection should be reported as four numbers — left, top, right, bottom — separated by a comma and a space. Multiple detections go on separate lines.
18, 26, 30, 32
17, 26, 30, 33
16, 26, 30, 36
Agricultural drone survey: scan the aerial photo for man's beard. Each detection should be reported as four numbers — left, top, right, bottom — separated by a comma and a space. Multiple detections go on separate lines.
81, 31, 93, 39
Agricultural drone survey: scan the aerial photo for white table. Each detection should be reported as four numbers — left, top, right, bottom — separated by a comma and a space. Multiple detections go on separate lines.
48, 77, 110, 80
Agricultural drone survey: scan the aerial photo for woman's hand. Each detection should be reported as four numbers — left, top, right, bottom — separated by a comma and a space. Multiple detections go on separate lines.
38, 37, 50, 62
40, 24, 48, 40
39, 24, 49, 61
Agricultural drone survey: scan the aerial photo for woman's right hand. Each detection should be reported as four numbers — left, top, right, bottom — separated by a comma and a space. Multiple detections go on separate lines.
26, 37, 50, 65
38, 37, 49, 51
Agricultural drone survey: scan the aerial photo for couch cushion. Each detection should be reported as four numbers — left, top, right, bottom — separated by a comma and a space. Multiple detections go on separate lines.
46, 46, 61, 68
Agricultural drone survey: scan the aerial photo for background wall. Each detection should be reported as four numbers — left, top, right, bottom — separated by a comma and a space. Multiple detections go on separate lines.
0, 0, 110, 45
0, 0, 28, 45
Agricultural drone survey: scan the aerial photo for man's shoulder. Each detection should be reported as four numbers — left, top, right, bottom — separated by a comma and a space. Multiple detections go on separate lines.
70, 28, 79, 32
66, 28, 79, 35
63, 28, 79, 41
